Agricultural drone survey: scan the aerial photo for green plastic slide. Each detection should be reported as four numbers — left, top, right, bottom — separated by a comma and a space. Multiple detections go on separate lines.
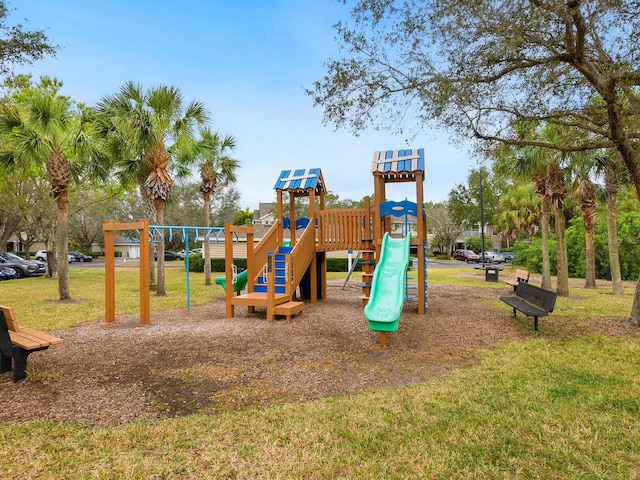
364, 232, 411, 332
214, 268, 248, 294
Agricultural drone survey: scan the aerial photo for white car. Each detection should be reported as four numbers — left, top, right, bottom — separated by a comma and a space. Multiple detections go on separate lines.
482, 251, 505, 263
34, 250, 75, 262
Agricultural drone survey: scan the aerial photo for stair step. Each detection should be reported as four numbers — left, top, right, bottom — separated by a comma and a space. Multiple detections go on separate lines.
253, 285, 287, 294
274, 301, 304, 320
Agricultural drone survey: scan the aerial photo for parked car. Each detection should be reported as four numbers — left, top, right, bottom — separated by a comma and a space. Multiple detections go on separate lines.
69, 251, 93, 262
155, 250, 181, 261
35, 250, 75, 262
501, 252, 516, 261
0, 252, 46, 278
481, 251, 505, 263
0, 266, 18, 281
453, 249, 482, 263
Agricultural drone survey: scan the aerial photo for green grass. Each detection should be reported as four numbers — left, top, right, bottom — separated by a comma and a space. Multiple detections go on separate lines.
1, 265, 640, 478
0, 266, 223, 330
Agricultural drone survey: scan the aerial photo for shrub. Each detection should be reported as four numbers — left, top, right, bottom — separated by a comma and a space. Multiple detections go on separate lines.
187, 255, 247, 273
326, 258, 362, 272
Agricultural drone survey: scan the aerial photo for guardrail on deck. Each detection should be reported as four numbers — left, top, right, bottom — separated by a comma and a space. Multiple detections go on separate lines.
316, 208, 373, 252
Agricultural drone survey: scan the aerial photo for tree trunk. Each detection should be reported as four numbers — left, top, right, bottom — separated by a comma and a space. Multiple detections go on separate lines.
540, 196, 552, 290
554, 206, 569, 297
56, 191, 71, 300
606, 190, 624, 295
629, 276, 640, 327
155, 199, 166, 296
584, 223, 597, 288
203, 191, 212, 286
583, 204, 597, 289
140, 184, 157, 289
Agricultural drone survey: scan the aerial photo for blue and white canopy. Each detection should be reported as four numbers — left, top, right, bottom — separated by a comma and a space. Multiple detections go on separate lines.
371, 149, 425, 176
274, 168, 325, 194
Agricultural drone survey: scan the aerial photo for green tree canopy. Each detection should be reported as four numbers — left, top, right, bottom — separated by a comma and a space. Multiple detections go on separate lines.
0, 1, 57, 78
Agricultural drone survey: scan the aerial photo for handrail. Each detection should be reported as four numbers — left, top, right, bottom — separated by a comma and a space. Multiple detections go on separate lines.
252, 219, 279, 286
287, 221, 316, 295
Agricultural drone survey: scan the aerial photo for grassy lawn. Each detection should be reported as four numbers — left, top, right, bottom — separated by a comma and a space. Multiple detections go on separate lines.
1, 264, 639, 478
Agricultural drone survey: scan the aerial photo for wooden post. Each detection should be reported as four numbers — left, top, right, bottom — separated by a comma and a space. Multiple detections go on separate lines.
224, 220, 234, 318
139, 217, 150, 325
266, 251, 275, 320
246, 224, 254, 294
103, 218, 150, 324
104, 218, 115, 323
416, 171, 426, 314
380, 332, 387, 347
289, 192, 296, 246
277, 190, 284, 247
373, 174, 385, 253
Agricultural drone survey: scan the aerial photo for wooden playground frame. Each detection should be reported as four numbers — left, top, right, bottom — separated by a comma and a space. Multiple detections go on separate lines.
103, 217, 151, 325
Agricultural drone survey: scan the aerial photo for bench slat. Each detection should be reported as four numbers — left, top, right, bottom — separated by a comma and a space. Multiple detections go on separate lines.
505, 269, 530, 289
19, 326, 64, 346
9, 331, 50, 349
499, 296, 548, 317
0, 305, 20, 332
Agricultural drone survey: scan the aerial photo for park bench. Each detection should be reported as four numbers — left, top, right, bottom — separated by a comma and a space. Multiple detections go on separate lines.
499, 282, 557, 331
505, 268, 530, 291
0, 305, 63, 383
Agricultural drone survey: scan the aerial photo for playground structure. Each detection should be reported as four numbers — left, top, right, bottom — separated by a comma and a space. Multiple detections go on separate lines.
224, 149, 428, 337
102, 148, 427, 338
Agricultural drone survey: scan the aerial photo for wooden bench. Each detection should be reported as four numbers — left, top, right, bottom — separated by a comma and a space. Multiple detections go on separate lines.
505, 268, 530, 291
0, 305, 63, 383
499, 282, 557, 331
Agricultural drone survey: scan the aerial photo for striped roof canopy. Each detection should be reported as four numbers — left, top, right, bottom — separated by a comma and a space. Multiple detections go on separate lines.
273, 168, 325, 195
371, 149, 425, 179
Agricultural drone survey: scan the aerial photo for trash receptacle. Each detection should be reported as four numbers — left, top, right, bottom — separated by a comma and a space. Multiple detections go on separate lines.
485, 267, 499, 282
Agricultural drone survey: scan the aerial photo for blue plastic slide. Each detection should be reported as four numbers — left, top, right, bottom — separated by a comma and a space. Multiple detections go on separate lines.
364, 233, 411, 332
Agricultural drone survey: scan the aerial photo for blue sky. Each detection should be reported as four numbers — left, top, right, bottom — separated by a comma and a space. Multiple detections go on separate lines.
14, 0, 475, 211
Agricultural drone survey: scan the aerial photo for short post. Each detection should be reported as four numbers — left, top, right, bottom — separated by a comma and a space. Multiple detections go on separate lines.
266, 252, 275, 321
380, 332, 387, 347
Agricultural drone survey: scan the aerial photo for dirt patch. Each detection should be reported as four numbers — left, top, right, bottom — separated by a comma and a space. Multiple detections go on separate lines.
1, 280, 636, 426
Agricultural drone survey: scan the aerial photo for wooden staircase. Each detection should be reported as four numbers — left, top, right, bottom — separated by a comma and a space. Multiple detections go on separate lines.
231, 245, 300, 320
230, 222, 315, 321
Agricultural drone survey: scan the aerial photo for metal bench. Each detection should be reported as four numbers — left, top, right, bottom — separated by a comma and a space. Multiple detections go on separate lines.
0, 305, 63, 383
499, 282, 557, 331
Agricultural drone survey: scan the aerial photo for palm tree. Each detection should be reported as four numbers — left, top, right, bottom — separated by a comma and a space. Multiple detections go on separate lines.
97, 82, 209, 295
494, 124, 571, 295
0, 86, 105, 300
495, 144, 553, 290
584, 151, 626, 295
547, 160, 570, 296
492, 183, 540, 245
197, 129, 239, 285
572, 172, 598, 289
233, 208, 253, 226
